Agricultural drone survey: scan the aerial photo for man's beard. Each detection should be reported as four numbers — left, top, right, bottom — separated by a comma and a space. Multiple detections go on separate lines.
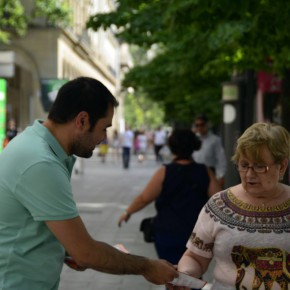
70, 136, 94, 158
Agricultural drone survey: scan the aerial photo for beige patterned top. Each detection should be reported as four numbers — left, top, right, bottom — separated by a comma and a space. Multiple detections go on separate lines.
186, 189, 290, 290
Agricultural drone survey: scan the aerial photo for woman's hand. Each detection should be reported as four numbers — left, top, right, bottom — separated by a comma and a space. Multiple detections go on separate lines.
118, 211, 131, 227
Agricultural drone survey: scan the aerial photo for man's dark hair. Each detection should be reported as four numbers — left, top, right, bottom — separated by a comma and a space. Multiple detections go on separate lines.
48, 77, 119, 129
195, 113, 208, 123
168, 128, 201, 160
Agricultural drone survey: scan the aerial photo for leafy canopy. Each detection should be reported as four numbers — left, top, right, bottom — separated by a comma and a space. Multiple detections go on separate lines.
0, 0, 71, 43
87, 0, 290, 126
0, 0, 27, 43
32, 0, 71, 27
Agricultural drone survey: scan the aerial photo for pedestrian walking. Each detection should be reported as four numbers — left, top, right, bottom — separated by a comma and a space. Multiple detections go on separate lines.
98, 138, 109, 163
111, 129, 121, 162
121, 125, 134, 169
154, 126, 166, 163
192, 114, 226, 188
137, 129, 147, 162
0, 77, 178, 290
118, 128, 221, 290
3, 118, 18, 148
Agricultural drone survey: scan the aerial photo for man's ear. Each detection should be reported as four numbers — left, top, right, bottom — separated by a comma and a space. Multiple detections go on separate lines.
76, 111, 89, 129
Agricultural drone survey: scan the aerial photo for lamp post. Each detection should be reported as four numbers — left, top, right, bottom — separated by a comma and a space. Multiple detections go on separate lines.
222, 81, 241, 188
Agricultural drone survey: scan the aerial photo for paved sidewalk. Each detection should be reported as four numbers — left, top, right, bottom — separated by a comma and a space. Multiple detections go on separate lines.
59, 151, 213, 290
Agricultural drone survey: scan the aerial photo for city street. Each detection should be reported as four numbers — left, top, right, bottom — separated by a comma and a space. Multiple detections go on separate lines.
59, 150, 214, 290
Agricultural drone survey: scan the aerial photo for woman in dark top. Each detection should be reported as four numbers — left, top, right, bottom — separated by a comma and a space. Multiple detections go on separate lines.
118, 128, 221, 284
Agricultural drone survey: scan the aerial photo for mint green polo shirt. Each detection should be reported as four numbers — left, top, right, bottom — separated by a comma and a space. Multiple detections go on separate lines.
0, 120, 79, 290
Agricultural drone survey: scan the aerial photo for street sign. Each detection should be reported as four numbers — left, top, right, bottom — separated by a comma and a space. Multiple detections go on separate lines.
222, 83, 239, 101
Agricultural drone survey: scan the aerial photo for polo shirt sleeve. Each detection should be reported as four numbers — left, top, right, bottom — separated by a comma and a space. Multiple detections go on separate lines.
14, 161, 79, 221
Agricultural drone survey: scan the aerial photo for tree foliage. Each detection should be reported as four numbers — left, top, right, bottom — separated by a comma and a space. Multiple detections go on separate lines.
124, 90, 165, 130
31, 0, 71, 27
0, 0, 27, 43
0, 0, 71, 43
87, 0, 290, 126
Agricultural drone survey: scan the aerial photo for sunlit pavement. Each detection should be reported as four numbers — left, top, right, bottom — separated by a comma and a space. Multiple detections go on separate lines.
59, 149, 213, 290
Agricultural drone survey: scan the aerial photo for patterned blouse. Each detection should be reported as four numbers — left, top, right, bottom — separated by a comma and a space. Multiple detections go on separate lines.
186, 189, 290, 290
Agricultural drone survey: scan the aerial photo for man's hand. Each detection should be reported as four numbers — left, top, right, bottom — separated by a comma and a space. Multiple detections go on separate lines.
142, 259, 178, 285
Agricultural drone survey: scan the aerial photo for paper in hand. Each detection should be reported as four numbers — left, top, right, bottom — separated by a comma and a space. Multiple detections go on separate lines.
114, 243, 130, 254
171, 272, 207, 288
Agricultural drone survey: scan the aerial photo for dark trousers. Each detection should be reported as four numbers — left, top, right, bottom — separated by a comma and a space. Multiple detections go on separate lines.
122, 147, 131, 168
154, 144, 163, 162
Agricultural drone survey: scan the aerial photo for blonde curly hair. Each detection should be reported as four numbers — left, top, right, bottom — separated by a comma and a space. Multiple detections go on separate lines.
232, 122, 290, 164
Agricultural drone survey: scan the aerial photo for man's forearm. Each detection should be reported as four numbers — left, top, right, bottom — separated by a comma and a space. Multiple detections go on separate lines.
72, 240, 178, 285
87, 241, 150, 275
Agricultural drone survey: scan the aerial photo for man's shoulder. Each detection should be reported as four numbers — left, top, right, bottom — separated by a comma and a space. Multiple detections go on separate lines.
207, 131, 222, 142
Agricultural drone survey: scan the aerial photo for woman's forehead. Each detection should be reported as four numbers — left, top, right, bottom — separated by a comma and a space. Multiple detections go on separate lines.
239, 146, 273, 162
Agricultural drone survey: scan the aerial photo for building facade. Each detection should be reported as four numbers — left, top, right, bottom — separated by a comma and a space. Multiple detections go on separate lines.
0, 0, 131, 136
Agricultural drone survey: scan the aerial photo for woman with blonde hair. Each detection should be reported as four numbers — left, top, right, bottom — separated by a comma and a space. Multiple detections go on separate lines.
173, 122, 290, 290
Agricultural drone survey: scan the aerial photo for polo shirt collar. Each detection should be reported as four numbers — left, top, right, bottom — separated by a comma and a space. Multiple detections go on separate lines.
32, 120, 76, 171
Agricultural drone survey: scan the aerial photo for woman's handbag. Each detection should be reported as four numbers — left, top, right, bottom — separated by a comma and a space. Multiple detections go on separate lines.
139, 217, 155, 243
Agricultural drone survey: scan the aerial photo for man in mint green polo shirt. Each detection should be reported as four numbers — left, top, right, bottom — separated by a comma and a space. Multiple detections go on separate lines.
0, 77, 178, 290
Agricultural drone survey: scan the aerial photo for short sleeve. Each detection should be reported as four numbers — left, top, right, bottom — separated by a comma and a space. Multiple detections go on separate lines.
15, 161, 79, 221
186, 204, 215, 259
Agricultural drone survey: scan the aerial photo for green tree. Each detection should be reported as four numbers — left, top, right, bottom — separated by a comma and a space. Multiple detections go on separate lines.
87, 0, 290, 128
0, 0, 27, 43
0, 0, 71, 43
31, 0, 71, 27
123, 46, 166, 129
124, 89, 165, 129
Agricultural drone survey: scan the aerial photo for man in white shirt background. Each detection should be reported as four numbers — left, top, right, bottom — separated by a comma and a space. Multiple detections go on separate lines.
153, 126, 166, 163
192, 114, 226, 188
121, 125, 134, 169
